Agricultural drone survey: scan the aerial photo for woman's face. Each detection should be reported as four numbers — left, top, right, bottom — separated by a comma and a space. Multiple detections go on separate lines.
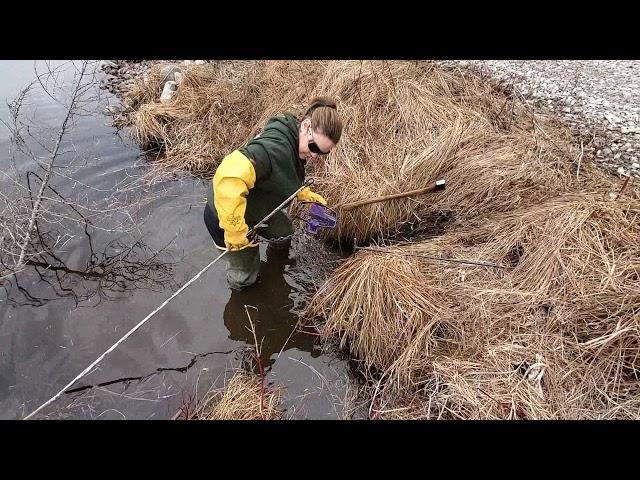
298, 118, 335, 162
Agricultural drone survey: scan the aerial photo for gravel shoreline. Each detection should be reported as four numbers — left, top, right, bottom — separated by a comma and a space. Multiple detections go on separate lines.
439, 60, 640, 178
100, 60, 640, 179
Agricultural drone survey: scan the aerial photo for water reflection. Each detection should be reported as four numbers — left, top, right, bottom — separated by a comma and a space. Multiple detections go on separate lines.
64, 347, 241, 395
1, 169, 178, 307
223, 245, 323, 370
3, 238, 177, 308
0, 60, 362, 420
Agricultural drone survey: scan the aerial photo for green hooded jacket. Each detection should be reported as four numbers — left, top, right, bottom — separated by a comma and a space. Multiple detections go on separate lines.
207, 113, 306, 227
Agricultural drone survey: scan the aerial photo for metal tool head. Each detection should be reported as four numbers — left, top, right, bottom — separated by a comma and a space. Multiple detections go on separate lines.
302, 202, 338, 235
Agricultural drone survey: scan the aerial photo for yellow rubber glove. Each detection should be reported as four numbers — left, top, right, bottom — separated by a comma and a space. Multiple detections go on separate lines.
297, 186, 327, 205
213, 150, 258, 250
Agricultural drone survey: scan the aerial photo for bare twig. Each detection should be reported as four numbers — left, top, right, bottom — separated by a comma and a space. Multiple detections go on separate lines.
576, 139, 584, 179
244, 304, 266, 416
15, 62, 90, 271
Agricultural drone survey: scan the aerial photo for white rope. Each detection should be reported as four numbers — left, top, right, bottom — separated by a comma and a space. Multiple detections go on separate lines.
23, 249, 229, 420
23, 180, 312, 420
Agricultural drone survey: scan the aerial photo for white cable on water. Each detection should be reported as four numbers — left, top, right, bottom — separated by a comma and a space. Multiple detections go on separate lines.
24, 181, 313, 420
23, 249, 229, 420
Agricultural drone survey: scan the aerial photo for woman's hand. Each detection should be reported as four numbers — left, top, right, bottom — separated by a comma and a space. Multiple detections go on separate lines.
297, 186, 327, 205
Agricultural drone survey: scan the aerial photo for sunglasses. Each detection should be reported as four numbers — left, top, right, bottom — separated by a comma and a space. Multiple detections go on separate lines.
307, 128, 331, 156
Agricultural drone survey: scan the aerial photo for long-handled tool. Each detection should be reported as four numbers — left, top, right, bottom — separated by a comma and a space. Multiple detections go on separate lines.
295, 179, 447, 237
340, 179, 446, 211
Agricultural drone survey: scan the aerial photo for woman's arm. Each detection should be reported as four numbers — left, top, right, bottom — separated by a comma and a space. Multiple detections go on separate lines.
213, 150, 258, 250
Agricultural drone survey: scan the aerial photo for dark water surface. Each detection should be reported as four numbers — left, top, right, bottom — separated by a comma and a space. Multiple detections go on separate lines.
0, 61, 360, 420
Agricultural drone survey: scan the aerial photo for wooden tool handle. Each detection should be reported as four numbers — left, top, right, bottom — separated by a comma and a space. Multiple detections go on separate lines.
341, 179, 445, 210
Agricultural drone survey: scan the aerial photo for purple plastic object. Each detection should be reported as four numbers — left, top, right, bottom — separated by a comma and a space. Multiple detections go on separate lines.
305, 202, 337, 235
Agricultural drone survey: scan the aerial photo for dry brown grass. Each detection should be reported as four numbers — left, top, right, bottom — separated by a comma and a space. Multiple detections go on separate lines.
306, 193, 640, 419
190, 370, 282, 420
118, 61, 326, 177
117, 60, 640, 419
119, 61, 608, 241
306, 61, 610, 242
